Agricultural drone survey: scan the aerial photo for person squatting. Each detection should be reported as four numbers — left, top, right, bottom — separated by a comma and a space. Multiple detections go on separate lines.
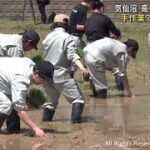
0, 30, 40, 135
0, 57, 54, 139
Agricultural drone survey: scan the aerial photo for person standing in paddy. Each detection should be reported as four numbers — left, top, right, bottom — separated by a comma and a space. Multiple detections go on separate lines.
42, 14, 88, 123
70, 0, 91, 48
69, 0, 91, 78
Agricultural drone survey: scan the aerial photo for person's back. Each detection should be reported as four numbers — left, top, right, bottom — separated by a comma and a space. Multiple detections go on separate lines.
85, 13, 120, 42
0, 57, 34, 96
0, 34, 23, 56
0, 57, 33, 74
85, 0, 121, 42
84, 37, 128, 68
0, 30, 40, 57
43, 28, 75, 68
0, 34, 22, 48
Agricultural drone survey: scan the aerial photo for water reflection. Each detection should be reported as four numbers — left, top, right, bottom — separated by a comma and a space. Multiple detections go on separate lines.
1, 83, 150, 149
0, 138, 21, 150
83, 97, 128, 137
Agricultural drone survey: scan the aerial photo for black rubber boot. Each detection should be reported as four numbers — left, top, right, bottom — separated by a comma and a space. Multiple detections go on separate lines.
1, 110, 20, 134
115, 74, 124, 91
42, 108, 55, 122
0, 113, 7, 130
71, 103, 84, 123
90, 79, 97, 97
96, 89, 107, 98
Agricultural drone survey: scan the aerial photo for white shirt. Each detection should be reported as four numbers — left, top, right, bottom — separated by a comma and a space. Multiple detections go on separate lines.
0, 34, 24, 57
84, 37, 129, 76
0, 57, 34, 111
42, 28, 80, 81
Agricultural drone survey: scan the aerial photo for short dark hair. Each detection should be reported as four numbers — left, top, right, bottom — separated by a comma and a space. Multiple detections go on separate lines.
33, 60, 54, 79
115, 28, 121, 37
124, 39, 139, 58
50, 22, 69, 32
90, 0, 104, 10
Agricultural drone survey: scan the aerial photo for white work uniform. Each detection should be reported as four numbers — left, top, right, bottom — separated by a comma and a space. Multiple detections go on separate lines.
0, 34, 24, 57
83, 37, 129, 91
42, 28, 84, 110
0, 57, 34, 115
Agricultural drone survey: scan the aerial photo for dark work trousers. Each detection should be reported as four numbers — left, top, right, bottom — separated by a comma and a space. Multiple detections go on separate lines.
38, 4, 47, 24
6, 109, 20, 133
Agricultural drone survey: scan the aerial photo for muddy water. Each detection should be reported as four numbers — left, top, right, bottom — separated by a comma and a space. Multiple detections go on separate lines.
1, 82, 150, 150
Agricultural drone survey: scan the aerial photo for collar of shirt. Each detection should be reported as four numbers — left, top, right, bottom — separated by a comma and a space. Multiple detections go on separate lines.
54, 28, 65, 32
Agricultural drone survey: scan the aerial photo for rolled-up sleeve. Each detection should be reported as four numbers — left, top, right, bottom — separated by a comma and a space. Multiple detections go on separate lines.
116, 52, 128, 77
66, 36, 80, 62
6, 46, 24, 57
11, 74, 30, 111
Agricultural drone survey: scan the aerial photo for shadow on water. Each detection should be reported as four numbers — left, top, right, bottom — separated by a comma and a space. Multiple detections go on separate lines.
1, 83, 150, 149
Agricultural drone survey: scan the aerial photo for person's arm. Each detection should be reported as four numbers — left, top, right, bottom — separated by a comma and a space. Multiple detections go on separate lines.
121, 75, 133, 97
116, 52, 133, 97
11, 75, 46, 139
106, 16, 121, 39
6, 46, 24, 57
66, 37, 88, 76
74, 59, 88, 75
17, 110, 46, 139
76, 25, 85, 31
76, 7, 87, 32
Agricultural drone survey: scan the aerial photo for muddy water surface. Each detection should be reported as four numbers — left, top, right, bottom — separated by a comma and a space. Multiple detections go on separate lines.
1, 82, 150, 150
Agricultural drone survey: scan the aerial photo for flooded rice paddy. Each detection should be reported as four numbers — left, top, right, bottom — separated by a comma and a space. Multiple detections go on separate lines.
1, 81, 150, 150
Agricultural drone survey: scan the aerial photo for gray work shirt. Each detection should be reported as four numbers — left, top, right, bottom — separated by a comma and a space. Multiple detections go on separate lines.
84, 37, 129, 76
0, 34, 24, 57
42, 28, 80, 81
0, 57, 34, 111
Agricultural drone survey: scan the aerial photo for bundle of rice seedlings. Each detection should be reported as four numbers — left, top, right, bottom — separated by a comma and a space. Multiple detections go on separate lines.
27, 88, 47, 108
31, 54, 42, 63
